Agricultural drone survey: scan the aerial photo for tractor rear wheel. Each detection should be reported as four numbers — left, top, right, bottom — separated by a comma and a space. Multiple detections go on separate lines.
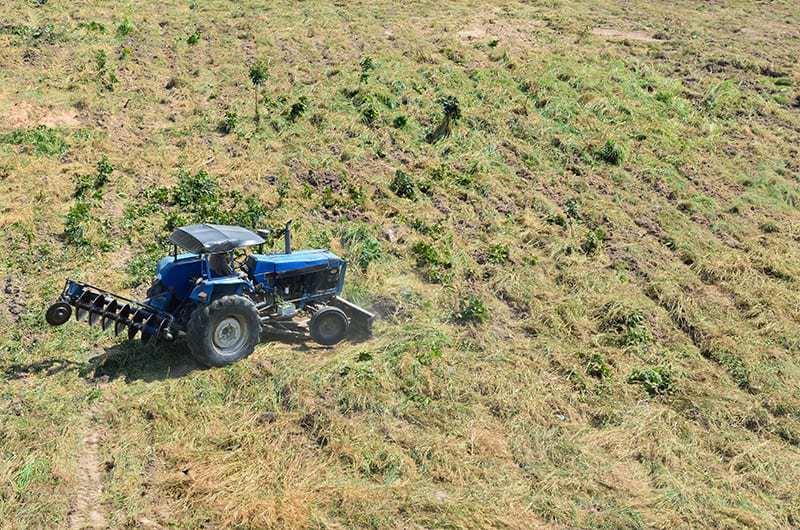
187, 295, 261, 367
309, 306, 349, 346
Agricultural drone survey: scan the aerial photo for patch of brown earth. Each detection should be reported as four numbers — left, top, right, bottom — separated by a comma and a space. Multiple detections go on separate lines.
1, 101, 80, 130
68, 415, 107, 529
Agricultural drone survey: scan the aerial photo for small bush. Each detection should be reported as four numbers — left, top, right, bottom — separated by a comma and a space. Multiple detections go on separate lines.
600, 302, 651, 346
341, 224, 382, 270
361, 105, 377, 125
73, 156, 113, 199
581, 228, 606, 255
219, 111, 238, 134
186, 29, 200, 45
2, 126, 67, 157
628, 365, 676, 396
287, 97, 307, 122
585, 353, 611, 379
455, 296, 489, 324
564, 198, 580, 220
359, 56, 374, 82
411, 240, 452, 282
759, 222, 779, 234
390, 170, 415, 199
115, 19, 134, 38
597, 139, 624, 165
63, 201, 91, 246
94, 50, 118, 91
487, 243, 509, 264
393, 115, 407, 128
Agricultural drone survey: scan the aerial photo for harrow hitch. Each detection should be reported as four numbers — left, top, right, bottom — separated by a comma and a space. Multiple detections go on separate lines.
46, 279, 174, 342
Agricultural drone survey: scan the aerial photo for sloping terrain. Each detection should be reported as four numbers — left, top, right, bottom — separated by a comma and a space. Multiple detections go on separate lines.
1, 0, 799, 528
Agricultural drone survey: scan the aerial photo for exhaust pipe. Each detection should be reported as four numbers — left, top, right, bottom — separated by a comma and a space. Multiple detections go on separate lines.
284, 219, 293, 254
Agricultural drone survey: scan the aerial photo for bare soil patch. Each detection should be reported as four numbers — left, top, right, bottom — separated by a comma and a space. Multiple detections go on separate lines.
1, 101, 80, 130
68, 414, 107, 529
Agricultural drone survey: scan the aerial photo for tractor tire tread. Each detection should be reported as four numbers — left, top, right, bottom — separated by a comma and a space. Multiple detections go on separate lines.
186, 295, 261, 367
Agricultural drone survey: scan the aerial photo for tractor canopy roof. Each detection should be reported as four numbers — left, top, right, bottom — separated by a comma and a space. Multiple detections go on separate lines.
169, 224, 265, 253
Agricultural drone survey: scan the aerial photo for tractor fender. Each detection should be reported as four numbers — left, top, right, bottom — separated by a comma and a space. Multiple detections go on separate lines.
189, 276, 254, 304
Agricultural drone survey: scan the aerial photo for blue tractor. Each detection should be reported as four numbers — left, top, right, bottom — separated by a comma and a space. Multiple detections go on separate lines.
45, 222, 374, 366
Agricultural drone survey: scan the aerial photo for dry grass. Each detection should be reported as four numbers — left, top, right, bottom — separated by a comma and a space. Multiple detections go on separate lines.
2, 0, 800, 528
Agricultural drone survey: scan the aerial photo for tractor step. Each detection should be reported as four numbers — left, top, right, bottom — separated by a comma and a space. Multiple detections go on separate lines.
46, 279, 174, 342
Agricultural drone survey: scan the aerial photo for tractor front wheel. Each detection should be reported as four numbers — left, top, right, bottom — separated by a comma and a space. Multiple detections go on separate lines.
187, 295, 261, 367
309, 306, 349, 346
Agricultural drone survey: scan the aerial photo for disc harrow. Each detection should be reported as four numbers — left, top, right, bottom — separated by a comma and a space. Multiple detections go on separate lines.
47, 279, 174, 342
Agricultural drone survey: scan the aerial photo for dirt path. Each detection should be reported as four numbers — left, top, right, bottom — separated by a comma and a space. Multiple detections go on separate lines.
68, 407, 108, 529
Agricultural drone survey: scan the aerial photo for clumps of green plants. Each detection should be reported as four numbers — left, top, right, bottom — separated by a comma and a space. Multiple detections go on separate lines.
411, 240, 452, 283
454, 295, 489, 324
63, 201, 92, 246
486, 243, 509, 264
359, 56, 374, 82
0, 23, 62, 45
64, 157, 114, 247
73, 156, 113, 199
1, 126, 67, 157
218, 110, 239, 134
186, 29, 201, 45
249, 60, 269, 123
759, 221, 779, 234
138, 169, 268, 242
115, 19, 134, 38
585, 353, 611, 379
94, 50, 118, 92
627, 365, 676, 396
596, 138, 624, 165
78, 21, 105, 33
340, 224, 383, 271
286, 97, 307, 123
426, 95, 461, 143
392, 115, 407, 128
580, 228, 606, 255
390, 170, 416, 199
599, 302, 651, 346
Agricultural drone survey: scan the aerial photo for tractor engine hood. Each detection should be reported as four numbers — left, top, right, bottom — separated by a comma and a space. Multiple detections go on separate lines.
248, 249, 343, 277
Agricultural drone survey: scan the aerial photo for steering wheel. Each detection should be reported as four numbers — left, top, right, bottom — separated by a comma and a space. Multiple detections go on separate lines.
232, 250, 249, 271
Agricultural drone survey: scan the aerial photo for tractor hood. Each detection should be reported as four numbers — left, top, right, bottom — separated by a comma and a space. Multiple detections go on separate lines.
248, 249, 343, 276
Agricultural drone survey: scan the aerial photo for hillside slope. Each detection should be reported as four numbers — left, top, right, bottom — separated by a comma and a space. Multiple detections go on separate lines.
2, 0, 800, 528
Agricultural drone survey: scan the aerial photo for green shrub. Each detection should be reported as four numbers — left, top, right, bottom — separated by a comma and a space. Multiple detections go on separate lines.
63, 201, 92, 246
600, 302, 651, 346
411, 240, 452, 283
219, 111, 239, 134
581, 228, 606, 255
73, 156, 113, 199
1, 126, 67, 157
116, 19, 134, 37
359, 56, 374, 82
628, 365, 676, 396
186, 29, 201, 45
393, 115, 407, 128
287, 97, 307, 122
341, 224, 382, 270
487, 243, 509, 264
585, 353, 611, 379
596, 139, 624, 165
455, 296, 489, 324
390, 170, 415, 199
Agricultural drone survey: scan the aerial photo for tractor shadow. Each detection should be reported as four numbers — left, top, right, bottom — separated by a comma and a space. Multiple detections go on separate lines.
93, 341, 207, 383
4, 331, 369, 384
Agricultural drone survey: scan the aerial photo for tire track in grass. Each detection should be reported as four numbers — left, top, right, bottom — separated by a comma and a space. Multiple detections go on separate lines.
68, 403, 107, 530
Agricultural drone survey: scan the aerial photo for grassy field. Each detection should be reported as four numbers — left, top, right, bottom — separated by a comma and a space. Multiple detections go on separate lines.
1, 0, 800, 528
